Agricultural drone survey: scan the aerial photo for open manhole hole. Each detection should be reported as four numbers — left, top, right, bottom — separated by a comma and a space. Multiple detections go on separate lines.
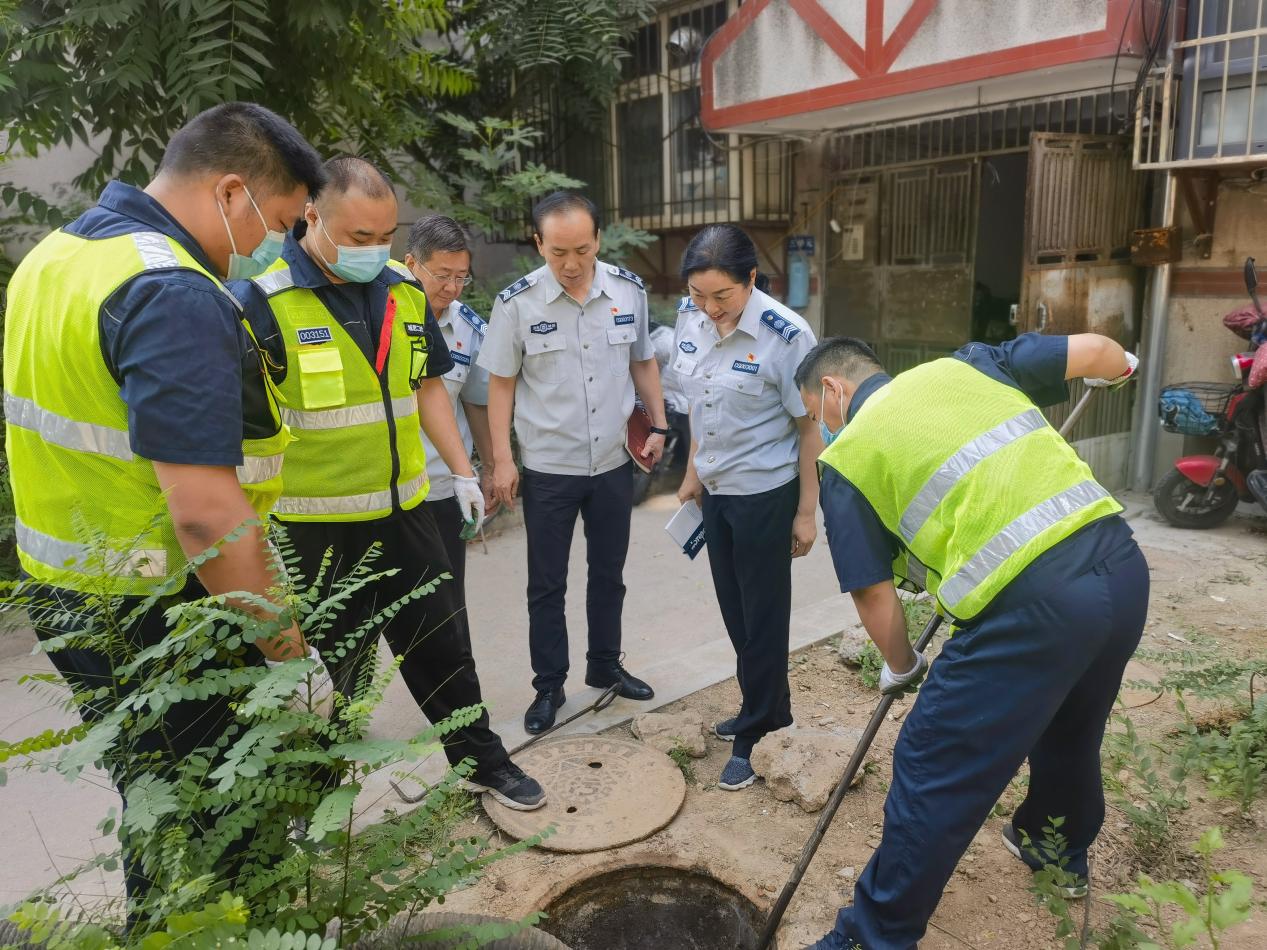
538, 865, 776, 950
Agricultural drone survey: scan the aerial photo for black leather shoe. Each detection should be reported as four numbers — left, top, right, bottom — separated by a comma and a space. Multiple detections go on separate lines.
585, 663, 655, 700
524, 687, 565, 734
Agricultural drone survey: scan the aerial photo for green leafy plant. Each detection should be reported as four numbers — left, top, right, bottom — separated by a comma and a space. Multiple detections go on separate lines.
0, 523, 539, 947
1101, 712, 1189, 866
667, 742, 697, 786
1173, 692, 1267, 817
1022, 817, 1089, 950
1102, 828, 1254, 950
1129, 632, 1267, 705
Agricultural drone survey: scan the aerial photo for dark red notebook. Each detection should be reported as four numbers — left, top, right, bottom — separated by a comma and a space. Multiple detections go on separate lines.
626, 403, 654, 473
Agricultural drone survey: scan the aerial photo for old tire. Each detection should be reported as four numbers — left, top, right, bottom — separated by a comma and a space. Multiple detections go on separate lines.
1153, 467, 1239, 529
355, 912, 570, 949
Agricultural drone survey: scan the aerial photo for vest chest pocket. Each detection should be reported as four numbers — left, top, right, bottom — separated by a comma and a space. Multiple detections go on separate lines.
606, 326, 637, 375
523, 332, 566, 383
296, 345, 346, 409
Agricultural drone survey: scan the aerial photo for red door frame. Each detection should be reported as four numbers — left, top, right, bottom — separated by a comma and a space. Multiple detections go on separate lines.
701, 0, 1148, 130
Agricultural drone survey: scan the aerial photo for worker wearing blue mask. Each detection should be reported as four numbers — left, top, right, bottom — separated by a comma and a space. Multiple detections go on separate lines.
235, 157, 544, 812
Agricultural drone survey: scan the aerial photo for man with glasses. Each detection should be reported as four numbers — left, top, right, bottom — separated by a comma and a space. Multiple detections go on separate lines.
403, 214, 495, 594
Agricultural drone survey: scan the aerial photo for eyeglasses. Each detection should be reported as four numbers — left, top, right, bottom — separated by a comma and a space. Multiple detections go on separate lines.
417, 262, 474, 288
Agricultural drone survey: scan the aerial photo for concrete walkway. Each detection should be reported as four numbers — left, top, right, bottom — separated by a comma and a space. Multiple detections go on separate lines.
0, 491, 854, 905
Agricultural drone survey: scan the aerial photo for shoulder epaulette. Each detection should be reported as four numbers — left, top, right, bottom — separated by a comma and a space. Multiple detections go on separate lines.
251, 267, 295, 298
607, 264, 645, 290
457, 302, 487, 335
760, 309, 802, 343
498, 275, 535, 303
678, 295, 698, 312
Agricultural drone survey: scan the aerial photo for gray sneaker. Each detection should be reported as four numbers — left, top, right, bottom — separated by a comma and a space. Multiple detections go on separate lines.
713, 716, 739, 741
718, 756, 756, 791
463, 761, 546, 811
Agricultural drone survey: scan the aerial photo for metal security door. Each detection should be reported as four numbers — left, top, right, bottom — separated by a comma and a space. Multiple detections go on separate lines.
1018, 134, 1145, 343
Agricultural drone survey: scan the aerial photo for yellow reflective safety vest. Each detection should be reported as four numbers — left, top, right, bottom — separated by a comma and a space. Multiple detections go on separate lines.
818, 358, 1122, 621
251, 259, 430, 522
3, 228, 290, 595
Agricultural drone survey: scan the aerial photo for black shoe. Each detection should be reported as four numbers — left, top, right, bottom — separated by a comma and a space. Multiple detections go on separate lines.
524, 687, 565, 734
463, 760, 546, 811
713, 716, 739, 741
1249, 469, 1267, 514
585, 662, 655, 700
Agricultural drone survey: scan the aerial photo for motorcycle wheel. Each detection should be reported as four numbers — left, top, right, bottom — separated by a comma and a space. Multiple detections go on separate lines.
1152, 467, 1240, 529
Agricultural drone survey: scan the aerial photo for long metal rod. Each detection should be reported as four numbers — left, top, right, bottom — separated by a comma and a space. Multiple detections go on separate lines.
756, 389, 1099, 949
755, 611, 943, 950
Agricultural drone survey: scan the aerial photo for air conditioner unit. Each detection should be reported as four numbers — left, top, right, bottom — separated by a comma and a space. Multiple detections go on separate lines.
1175, 0, 1267, 161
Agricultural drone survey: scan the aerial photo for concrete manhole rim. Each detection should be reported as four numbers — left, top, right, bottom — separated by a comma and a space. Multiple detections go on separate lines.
483, 735, 687, 854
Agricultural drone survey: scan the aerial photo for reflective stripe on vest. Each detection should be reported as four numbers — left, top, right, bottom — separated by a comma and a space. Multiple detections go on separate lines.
898, 408, 1048, 543
936, 479, 1111, 609
280, 393, 417, 431
272, 472, 428, 517
237, 452, 285, 485
15, 517, 167, 578
5, 393, 133, 460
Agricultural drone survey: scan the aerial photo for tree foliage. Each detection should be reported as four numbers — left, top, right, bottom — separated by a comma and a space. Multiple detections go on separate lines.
0, 0, 654, 215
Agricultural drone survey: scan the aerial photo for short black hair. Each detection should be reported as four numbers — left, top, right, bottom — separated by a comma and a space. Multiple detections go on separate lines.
159, 102, 327, 198
681, 223, 759, 287
322, 155, 395, 200
794, 337, 885, 390
406, 214, 471, 263
532, 191, 600, 237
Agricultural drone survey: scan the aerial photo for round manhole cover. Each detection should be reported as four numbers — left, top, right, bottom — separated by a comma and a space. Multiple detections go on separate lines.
484, 735, 686, 853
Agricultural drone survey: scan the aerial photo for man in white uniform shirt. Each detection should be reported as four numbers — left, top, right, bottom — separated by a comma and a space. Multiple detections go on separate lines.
479, 192, 668, 734
403, 214, 495, 595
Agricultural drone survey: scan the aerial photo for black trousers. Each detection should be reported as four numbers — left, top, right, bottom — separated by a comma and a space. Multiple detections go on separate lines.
29, 580, 254, 912
701, 478, 799, 758
520, 462, 632, 692
280, 503, 509, 774
426, 495, 468, 597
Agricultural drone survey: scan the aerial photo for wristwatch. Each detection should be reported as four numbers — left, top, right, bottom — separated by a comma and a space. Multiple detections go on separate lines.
649, 425, 670, 435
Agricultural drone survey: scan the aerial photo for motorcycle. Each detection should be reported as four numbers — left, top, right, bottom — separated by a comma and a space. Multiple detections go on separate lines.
1154, 258, 1267, 528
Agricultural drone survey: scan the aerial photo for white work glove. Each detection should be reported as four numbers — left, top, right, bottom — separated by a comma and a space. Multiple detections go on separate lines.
266, 644, 335, 719
453, 473, 486, 532
1084, 351, 1139, 390
879, 651, 929, 696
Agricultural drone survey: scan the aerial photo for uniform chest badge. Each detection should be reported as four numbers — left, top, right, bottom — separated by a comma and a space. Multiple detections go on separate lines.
404, 322, 426, 336
613, 313, 635, 326
732, 358, 760, 375
679, 341, 698, 353
296, 326, 334, 345
450, 351, 472, 366
530, 321, 558, 335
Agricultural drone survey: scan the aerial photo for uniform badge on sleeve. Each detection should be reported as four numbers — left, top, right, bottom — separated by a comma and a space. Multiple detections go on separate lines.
296, 326, 334, 345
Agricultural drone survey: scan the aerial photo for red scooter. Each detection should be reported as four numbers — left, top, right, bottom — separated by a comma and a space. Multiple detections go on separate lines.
1154, 260, 1267, 529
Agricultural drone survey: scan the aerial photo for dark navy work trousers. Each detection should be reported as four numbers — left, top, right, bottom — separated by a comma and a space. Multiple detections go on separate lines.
823, 537, 1149, 950
701, 478, 799, 758
521, 462, 632, 692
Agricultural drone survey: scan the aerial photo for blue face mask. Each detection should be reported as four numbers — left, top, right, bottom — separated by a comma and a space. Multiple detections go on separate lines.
316, 215, 391, 283
218, 185, 285, 281
819, 383, 844, 445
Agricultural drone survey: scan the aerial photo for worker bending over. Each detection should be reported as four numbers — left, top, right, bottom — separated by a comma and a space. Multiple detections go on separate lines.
796, 332, 1145, 950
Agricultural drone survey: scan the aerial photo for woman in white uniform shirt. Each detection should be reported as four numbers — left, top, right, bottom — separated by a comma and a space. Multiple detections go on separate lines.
675, 224, 821, 791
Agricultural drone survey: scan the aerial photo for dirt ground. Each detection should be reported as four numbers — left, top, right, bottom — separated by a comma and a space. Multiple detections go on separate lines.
438, 504, 1267, 949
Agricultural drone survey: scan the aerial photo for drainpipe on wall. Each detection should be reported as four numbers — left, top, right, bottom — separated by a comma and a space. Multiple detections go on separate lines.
1129, 171, 1177, 493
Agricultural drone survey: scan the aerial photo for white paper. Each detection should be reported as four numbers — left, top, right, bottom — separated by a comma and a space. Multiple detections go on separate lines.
665, 500, 706, 560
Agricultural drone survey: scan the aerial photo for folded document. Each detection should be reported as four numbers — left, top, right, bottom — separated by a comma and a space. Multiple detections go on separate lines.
665, 500, 706, 560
